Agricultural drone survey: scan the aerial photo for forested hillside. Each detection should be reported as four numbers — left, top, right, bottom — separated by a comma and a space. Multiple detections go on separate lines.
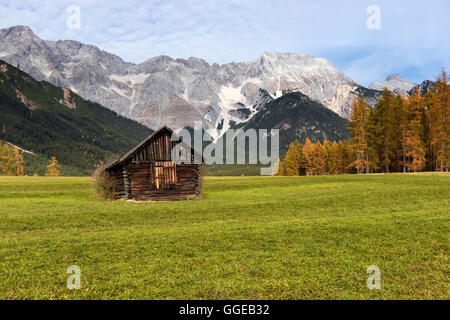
0, 60, 153, 175
238, 91, 349, 156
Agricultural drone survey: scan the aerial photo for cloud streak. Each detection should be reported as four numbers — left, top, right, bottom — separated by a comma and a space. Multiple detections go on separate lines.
0, 0, 448, 85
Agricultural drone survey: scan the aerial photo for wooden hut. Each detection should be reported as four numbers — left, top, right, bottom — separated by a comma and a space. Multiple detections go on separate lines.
105, 126, 202, 201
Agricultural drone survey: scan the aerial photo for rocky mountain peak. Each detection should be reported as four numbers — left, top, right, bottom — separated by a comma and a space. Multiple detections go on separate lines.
0, 25, 36, 38
385, 74, 406, 81
369, 74, 417, 92
409, 80, 434, 96
0, 26, 381, 139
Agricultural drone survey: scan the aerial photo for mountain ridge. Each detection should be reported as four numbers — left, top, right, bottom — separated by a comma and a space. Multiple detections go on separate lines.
237, 91, 350, 155
0, 25, 380, 140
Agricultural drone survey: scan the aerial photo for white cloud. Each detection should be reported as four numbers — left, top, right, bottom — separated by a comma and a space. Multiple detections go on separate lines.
0, 0, 448, 85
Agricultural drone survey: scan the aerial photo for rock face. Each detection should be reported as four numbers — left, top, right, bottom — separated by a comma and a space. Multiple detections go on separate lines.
0, 25, 377, 139
409, 80, 435, 96
369, 74, 417, 93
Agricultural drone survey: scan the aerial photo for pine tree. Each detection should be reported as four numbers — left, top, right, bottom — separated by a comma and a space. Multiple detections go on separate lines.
46, 156, 61, 177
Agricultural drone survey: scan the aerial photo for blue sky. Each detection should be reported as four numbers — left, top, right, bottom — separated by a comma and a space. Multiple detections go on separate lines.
0, 0, 449, 86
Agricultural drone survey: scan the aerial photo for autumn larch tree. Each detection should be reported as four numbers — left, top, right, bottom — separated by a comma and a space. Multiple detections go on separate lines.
46, 156, 61, 177
404, 91, 426, 172
302, 138, 315, 175
325, 141, 339, 174
429, 70, 449, 171
13, 146, 24, 176
283, 140, 303, 176
348, 96, 370, 173
275, 158, 285, 176
311, 141, 327, 175
0, 142, 19, 175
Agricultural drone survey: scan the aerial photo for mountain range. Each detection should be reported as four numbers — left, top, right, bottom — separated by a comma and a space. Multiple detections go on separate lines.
0, 25, 436, 175
0, 25, 399, 140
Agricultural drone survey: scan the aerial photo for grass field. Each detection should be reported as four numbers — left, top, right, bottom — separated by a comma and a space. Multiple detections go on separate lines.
0, 174, 448, 300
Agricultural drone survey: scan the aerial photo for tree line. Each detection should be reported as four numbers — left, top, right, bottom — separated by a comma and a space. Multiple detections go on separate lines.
278, 70, 449, 175
0, 140, 61, 176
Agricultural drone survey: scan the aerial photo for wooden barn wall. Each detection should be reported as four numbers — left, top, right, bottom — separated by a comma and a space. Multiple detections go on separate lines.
121, 163, 201, 201
106, 129, 200, 201
109, 167, 128, 199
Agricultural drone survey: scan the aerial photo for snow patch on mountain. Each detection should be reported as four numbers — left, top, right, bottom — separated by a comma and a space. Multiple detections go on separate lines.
212, 78, 264, 139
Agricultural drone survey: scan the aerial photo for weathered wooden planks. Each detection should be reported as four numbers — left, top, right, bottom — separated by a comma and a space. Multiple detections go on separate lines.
106, 127, 202, 201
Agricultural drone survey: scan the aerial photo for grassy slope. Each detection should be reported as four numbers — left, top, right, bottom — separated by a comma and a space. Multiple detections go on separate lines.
0, 174, 448, 299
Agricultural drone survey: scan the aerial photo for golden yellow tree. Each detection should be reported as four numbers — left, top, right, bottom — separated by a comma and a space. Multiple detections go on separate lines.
302, 138, 315, 175
348, 96, 370, 173
45, 156, 61, 177
399, 97, 410, 172
0, 141, 16, 175
371, 89, 401, 173
13, 147, 24, 176
311, 142, 327, 175
429, 70, 449, 171
275, 158, 285, 176
404, 91, 426, 172
336, 140, 348, 174
283, 140, 303, 176
325, 141, 339, 174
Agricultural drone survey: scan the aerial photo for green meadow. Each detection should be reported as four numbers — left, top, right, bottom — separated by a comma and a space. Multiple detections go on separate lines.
0, 174, 448, 299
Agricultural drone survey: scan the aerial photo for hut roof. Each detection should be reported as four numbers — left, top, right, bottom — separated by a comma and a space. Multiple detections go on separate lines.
105, 125, 201, 170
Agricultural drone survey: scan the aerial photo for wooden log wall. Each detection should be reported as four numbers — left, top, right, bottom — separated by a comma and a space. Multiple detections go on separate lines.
125, 163, 201, 201
109, 168, 128, 199
123, 168, 130, 199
